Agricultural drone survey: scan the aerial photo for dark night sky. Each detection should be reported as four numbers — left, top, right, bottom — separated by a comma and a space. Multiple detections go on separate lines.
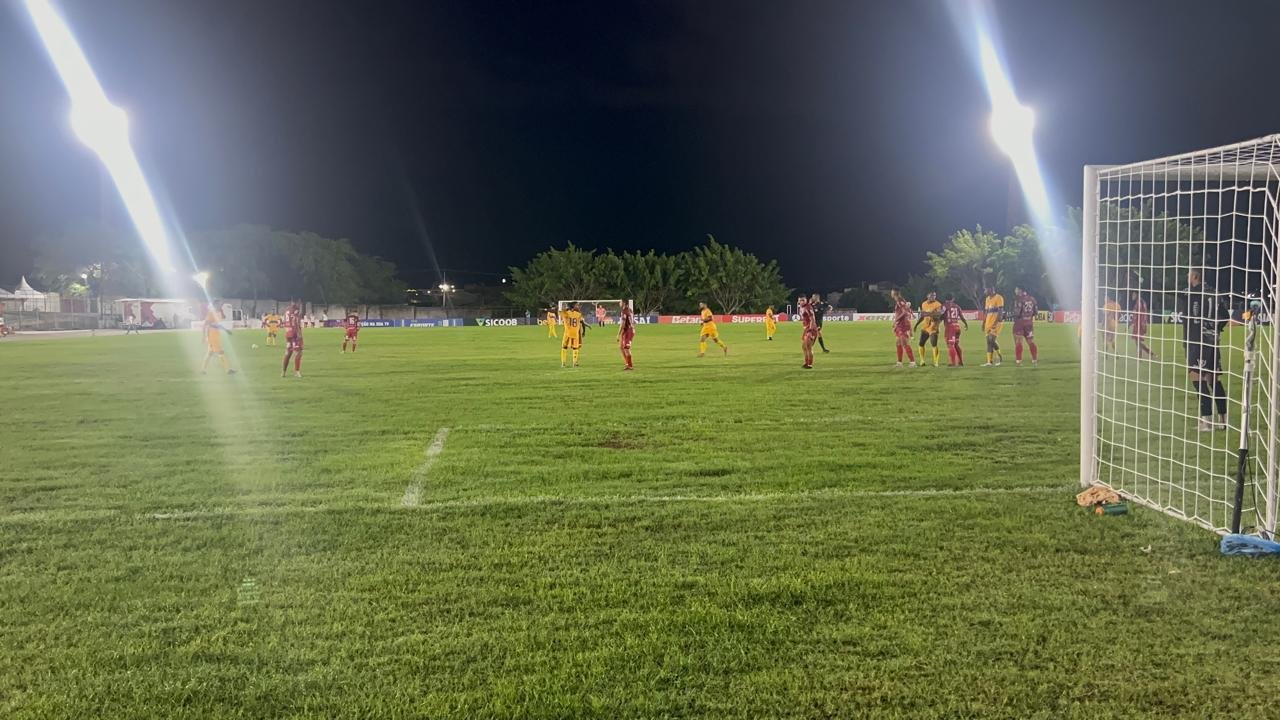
3, 0, 1279, 289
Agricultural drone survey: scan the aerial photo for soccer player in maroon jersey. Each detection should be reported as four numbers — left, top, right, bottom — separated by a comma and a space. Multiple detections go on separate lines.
941, 294, 969, 366
1012, 286, 1039, 366
617, 301, 636, 370
341, 312, 360, 353
799, 295, 818, 369
282, 302, 304, 378
1129, 290, 1157, 359
890, 289, 917, 367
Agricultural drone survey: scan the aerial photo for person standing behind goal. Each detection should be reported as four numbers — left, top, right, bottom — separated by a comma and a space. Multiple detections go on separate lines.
1179, 269, 1229, 431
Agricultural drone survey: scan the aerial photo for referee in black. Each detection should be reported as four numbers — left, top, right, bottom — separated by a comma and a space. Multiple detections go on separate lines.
809, 293, 831, 353
1179, 269, 1229, 431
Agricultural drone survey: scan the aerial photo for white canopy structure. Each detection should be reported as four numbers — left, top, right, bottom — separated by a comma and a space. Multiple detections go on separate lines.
12, 277, 45, 305
7, 276, 47, 329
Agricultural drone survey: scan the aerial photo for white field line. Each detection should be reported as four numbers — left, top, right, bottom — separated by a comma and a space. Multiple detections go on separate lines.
0, 484, 1070, 525
400, 427, 451, 507
406, 485, 1068, 511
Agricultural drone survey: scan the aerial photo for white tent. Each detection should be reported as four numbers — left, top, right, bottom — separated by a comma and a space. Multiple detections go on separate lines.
11, 276, 46, 328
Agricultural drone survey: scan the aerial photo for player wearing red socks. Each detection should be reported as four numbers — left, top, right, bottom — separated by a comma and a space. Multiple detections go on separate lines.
890, 289, 916, 367
1012, 286, 1039, 366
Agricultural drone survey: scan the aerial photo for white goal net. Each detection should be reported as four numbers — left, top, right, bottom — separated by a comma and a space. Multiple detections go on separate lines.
1082, 135, 1280, 537
557, 299, 631, 326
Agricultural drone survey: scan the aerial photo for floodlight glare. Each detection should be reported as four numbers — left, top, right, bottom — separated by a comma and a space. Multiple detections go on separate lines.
24, 0, 177, 275
989, 102, 1034, 160
70, 101, 128, 155
193, 271, 210, 290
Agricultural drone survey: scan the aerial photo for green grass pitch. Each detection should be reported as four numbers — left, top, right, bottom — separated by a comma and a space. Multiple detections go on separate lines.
2, 322, 1278, 718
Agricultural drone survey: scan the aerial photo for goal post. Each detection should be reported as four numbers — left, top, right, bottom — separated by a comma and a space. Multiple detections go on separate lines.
1082, 135, 1280, 537
556, 299, 632, 325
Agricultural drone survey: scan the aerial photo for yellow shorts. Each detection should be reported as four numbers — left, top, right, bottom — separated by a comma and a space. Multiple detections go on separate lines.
701, 324, 719, 339
562, 335, 581, 350
207, 334, 223, 353
984, 322, 1003, 337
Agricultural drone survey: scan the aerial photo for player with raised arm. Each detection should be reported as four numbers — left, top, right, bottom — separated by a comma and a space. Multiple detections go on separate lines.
697, 302, 728, 357
282, 301, 303, 378
560, 301, 584, 367
1129, 291, 1156, 359
546, 307, 558, 338
890, 289, 916, 367
940, 294, 969, 366
1012, 285, 1039, 366
200, 302, 236, 375
914, 291, 943, 367
1179, 269, 1229, 431
1102, 295, 1121, 352
798, 295, 818, 369
618, 301, 635, 370
982, 286, 1004, 366
341, 311, 360, 353
764, 305, 776, 340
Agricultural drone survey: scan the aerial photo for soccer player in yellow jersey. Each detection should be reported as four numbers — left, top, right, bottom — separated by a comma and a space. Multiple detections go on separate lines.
1102, 296, 1121, 352
201, 304, 236, 375
560, 302, 584, 367
764, 305, 776, 340
546, 307, 558, 338
263, 311, 282, 346
914, 292, 943, 367
982, 286, 1005, 366
697, 302, 728, 357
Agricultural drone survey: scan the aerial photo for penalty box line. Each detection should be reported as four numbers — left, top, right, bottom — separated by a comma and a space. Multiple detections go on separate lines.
401, 427, 451, 507
0, 485, 1068, 525
407, 485, 1068, 511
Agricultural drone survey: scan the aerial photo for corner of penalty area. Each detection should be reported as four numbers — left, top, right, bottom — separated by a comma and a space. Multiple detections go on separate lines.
1220, 534, 1280, 557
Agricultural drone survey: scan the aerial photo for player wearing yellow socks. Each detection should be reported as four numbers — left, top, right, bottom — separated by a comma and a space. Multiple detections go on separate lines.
697, 302, 727, 357
914, 292, 943, 367
201, 304, 236, 375
560, 302, 583, 367
764, 306, 776, 340
546, 307, 558, 338
263, 311, 281, 346
982, 286, 1005, 366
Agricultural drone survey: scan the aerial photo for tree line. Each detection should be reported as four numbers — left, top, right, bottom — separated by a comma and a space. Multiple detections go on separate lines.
33, 223, 406, 307
504, 236, 790, 315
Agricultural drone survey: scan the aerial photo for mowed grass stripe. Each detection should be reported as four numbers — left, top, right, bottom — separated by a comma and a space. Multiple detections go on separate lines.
4, 323, 1279, 718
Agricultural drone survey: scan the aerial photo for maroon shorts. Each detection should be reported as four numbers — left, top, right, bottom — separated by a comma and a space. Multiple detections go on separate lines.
345, 328, 359, 339
803, 329, 819, 343
287, 334, 303, 352
1013, 319, 1034, 339
894, 326, 911, 340
945, 325, 962, 343
1130, 323, 1147, 338
619, 331, 634, 350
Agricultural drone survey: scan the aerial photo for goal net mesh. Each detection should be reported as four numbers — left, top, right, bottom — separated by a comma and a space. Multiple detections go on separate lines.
1086, 135, 1280, 536
557, 299, 630, 326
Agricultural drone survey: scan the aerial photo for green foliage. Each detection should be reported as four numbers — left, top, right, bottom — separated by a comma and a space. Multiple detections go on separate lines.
1093, 201, 1205, 311
507, 237, 788, 314
684, 235, 789, 314
927, 224, 1054, 307
832, 286, 893, 312
506, 243, 607, 310
616, 250, 685, 316
35, 222, 407, 306
925, 225, 1001, 309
